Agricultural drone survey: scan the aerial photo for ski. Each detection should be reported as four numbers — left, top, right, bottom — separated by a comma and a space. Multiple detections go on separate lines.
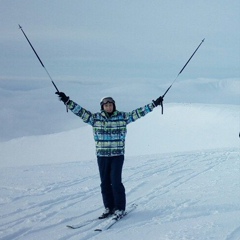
94, 203, 137, 232
66, 210, 115, 229
66, 217, 100, 229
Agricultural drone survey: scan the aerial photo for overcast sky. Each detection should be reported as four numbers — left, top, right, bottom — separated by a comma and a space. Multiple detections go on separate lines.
0, 0, 239, 85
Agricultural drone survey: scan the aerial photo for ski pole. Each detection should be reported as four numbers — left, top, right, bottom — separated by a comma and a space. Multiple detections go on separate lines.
161, 38, 205, 114
18, 24, 59, 93
19, 25, 69, 112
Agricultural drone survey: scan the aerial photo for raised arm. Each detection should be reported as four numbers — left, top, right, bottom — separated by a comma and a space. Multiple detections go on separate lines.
56, 92, 94, 126
124, 96, 163, 124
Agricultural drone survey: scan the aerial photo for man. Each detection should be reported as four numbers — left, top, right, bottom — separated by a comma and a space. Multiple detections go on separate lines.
56, 92, 163, 219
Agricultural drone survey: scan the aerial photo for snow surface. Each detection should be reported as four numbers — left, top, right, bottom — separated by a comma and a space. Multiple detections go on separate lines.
0, 78, 240, 240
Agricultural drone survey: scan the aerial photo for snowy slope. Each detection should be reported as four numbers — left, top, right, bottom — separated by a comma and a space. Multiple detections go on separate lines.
0, 148, 239, 240
0, 101, 240, 240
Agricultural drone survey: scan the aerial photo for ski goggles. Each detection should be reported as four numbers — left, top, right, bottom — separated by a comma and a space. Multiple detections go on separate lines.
100, 97, 115, 106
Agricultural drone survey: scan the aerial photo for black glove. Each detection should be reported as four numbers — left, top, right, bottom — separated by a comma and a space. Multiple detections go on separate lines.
55, 92, 70, 104
153, 96, 163, 106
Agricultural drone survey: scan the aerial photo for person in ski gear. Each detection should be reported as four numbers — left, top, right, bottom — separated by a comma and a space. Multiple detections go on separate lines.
56, 92, 163, 218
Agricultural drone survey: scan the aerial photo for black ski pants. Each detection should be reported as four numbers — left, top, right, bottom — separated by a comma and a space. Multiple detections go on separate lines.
97, 155, 126, 211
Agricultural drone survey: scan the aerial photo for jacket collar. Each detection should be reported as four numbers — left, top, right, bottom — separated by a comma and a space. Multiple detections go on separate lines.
101, 110, 118, 118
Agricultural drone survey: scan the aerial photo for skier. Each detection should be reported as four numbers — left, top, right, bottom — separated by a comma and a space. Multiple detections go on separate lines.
56, 92, 163, 219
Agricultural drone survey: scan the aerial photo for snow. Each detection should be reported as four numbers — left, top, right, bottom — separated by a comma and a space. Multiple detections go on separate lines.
0, 78, 240, 239
0, 148, 239, 239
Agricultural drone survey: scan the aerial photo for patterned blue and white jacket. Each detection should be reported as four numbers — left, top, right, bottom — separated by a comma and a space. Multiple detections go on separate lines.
67, 100, 156, 157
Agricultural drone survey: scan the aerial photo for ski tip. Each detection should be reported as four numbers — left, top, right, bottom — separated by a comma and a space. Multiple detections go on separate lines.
95, 229, 102, 232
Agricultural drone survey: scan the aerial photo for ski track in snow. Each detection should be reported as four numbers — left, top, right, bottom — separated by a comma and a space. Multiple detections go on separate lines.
0, 148, 239, 240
